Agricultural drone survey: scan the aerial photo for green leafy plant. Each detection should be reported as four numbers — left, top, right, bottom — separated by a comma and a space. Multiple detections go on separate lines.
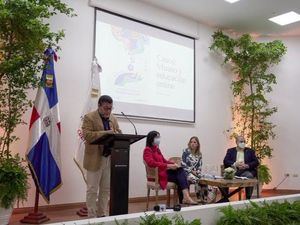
223, 167, 236, 179
0, 155, 29, 208
139, 213, 201, 225
173, 214, 201, 225
217, 200, 300, 225
257, 164, 272, 185
140, 213, 172, 225
210, 31, 287, 183
0, 0, 74, 209
217, 204, 252, 225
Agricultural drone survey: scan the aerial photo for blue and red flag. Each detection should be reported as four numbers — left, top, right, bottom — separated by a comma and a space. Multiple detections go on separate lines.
26, 48, 62, 202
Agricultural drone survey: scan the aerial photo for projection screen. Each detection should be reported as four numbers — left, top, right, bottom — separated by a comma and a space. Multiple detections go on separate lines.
94, 9, 195, 122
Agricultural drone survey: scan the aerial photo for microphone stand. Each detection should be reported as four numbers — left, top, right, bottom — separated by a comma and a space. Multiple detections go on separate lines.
121, 112, 137, 135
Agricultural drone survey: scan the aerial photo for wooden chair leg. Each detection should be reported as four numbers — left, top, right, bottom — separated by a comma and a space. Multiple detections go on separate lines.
146, 188, 150, 211
257, 183, 260, 198
173, 188, 178, 205
238, 190, 242, 200
166, 189, 171, 207
155, 190, 159, 205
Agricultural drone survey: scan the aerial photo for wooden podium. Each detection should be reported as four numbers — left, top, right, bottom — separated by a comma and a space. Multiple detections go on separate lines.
91, 133, 146, 216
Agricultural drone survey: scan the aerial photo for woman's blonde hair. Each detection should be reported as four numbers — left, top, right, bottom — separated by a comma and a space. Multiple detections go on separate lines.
188, 136, 201, 156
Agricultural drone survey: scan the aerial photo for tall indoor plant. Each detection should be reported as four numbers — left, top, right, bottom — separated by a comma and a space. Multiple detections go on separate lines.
210, 31, 286, 185
0, 0, 74, 220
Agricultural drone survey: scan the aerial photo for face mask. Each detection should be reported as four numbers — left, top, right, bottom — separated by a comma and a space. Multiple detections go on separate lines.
238, 142, 245, 149
153, 137, 161, 146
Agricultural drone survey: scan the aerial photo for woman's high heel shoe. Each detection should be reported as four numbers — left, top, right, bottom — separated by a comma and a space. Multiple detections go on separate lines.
182, 198, 198, 205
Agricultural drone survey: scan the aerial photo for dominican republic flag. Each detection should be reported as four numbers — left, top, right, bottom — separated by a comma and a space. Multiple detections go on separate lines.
26, 48, 62, 202
74, 58, 102, 182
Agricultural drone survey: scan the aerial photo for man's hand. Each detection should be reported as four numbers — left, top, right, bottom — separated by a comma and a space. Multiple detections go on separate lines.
241, 163, 249, 169
106, 130, 115, 134
237, 162, 249, 170
235, 161, 242, 167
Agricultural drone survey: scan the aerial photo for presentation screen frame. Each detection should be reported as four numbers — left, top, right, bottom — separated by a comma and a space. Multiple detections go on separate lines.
93, 8, 196, 123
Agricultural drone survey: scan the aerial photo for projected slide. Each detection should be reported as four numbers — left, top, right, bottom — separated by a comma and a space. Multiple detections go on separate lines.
95, 10, 195, 122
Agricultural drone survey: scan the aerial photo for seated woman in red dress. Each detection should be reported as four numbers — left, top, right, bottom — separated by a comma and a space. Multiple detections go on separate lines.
143, 130, 197, 205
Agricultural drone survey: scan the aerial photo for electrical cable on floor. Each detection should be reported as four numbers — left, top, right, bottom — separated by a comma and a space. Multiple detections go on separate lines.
272, 175, 289, 190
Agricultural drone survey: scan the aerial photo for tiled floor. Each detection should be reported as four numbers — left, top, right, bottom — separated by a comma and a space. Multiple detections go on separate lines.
9, 189, 300, 225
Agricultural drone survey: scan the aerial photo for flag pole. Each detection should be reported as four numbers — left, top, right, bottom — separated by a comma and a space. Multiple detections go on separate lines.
75, 58, 102, 218
23, 47, 61, 223
20, 172, 50, 223
33, 187, 40, 214
76, 205, 88, 217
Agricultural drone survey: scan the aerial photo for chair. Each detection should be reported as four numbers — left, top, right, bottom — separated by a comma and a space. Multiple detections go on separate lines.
170, 156, 217, 204
144, 162, 178, 211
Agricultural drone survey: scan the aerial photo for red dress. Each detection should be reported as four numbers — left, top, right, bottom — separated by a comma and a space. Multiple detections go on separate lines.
143, 145, 172, 189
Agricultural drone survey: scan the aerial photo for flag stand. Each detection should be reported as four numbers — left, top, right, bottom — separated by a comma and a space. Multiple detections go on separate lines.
20, 187, 50, 224
76, 206, 88, 217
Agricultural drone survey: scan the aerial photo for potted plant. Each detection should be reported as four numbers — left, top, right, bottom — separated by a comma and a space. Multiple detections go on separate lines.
223, 167, 236, 180
257, 164, 272, 185
0, 0, 74, 222
210, 31, 286, 187
0, 155, 28, 223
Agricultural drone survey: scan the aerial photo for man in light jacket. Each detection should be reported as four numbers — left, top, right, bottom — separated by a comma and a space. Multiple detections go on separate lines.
82, 95, 121, 217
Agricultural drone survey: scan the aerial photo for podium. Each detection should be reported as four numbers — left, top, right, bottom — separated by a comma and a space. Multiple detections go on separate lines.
91, 133, 146, 216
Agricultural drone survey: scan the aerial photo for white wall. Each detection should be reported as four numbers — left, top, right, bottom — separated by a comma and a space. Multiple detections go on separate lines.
262, 36, 300, 190
12, 0, 300, 209
13, 0, 233, 207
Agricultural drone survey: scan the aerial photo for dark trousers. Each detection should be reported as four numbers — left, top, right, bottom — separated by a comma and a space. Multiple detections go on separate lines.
167, 168, 189, 203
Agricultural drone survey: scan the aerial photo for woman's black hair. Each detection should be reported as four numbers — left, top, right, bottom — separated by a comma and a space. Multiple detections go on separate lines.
146, 131, 160, 147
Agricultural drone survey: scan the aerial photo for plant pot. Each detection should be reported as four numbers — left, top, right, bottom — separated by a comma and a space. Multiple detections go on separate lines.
252, 182, 263, 198
224, 172, 235, 179
0, 206, 13, 225
223, 168, 236, 179
224, 175, 235, 179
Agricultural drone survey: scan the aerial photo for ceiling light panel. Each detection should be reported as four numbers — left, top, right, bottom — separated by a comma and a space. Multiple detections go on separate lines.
224, 0, 240, 3
269, 11, 300, 26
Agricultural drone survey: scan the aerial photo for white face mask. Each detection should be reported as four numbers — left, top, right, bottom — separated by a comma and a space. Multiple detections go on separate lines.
238, 142, 245, 149
153, 137, 161, 146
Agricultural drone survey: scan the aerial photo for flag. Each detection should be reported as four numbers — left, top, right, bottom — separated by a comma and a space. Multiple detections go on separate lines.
26, 48, 62, 202
74, 58, 102, 182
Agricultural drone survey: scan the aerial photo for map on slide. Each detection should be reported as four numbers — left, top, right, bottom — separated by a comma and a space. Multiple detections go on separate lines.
111, 26, 149, 87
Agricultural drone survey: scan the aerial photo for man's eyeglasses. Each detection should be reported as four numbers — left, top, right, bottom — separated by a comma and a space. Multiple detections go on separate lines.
102, 106, 113, 111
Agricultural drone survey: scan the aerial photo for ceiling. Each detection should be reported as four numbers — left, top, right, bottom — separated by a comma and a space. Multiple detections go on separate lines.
137, 0, 300, 36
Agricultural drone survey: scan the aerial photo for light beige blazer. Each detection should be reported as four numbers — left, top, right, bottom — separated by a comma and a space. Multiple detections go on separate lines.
82, 110, 121, 171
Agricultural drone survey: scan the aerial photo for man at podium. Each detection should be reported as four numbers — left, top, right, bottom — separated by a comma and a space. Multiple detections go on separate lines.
82, 95, 122, 218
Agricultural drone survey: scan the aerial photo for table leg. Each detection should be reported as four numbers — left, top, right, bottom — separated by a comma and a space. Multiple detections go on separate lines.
217, 187, 244, 203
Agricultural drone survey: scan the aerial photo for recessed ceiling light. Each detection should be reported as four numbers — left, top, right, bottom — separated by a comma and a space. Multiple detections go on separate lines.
224, 0, 240, 3
269, 11, 300, 26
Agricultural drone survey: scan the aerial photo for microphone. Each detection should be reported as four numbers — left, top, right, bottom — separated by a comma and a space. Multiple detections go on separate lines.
153, 204, 181, 212
121, 112, 137, 135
